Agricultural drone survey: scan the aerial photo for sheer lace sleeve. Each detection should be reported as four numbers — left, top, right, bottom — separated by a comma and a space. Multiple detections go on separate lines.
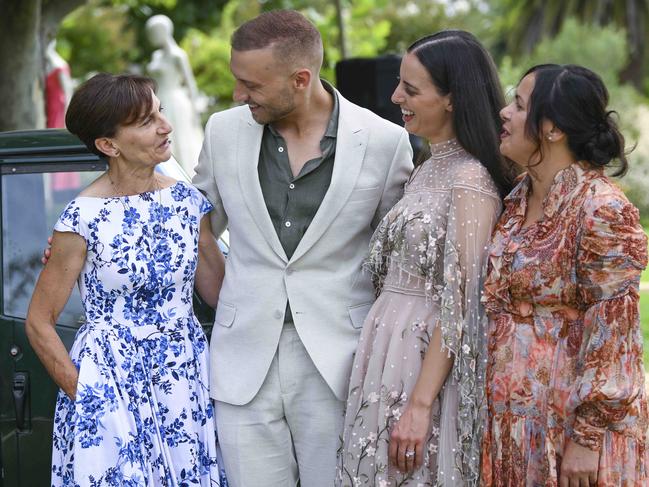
438, 180, 502, 484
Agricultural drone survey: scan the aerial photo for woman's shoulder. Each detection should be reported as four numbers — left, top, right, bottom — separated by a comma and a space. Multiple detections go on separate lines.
447, 154, 500, 197
579, 169, 634, 217
75, 173, 108, 198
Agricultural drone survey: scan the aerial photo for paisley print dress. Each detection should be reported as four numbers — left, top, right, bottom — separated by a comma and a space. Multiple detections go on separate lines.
51, 181, 227, 486
336, 139, 502, 486
481, 164, 649, 486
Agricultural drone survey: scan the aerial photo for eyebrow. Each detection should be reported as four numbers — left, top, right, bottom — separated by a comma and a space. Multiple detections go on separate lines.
403, 79, 419, 92
233, 74, 259, 88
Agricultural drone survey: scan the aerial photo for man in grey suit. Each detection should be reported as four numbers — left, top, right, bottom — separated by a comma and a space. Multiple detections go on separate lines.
193, 10, 413, 486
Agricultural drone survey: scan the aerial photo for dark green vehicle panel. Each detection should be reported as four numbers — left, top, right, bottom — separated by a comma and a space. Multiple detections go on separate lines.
0, 129, 217, 486
0, 130, 108, 486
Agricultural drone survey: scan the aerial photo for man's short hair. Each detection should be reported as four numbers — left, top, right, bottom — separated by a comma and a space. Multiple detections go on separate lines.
231, 10, 323, 70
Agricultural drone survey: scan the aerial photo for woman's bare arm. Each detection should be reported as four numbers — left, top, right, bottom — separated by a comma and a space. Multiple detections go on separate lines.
26, 231, 86, 400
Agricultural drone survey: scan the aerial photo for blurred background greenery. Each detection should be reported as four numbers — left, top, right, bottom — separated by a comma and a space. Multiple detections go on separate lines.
3, 0, 649, 363
48, 0, 649, 219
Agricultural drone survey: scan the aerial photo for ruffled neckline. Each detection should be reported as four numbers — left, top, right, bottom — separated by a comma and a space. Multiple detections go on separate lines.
505, 163, 596, 225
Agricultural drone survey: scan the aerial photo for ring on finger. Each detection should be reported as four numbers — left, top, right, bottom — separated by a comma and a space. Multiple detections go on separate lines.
404, 449, 415, 459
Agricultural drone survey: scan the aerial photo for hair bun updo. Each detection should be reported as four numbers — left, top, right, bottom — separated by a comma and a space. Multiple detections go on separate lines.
523, 64, 628, 177
577, 111, 624, 167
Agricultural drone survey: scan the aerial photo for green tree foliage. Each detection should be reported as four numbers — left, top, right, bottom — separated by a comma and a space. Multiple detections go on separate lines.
493, 0, 649, 90
57, 0, 230, 80
381, 0, 500, 55
57, 3, 137, 77
498, 19, 631, 94
175, 0, 393, 111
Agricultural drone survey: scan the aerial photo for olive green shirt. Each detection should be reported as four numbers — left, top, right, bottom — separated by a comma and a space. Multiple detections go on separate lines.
258, 82, 339, 323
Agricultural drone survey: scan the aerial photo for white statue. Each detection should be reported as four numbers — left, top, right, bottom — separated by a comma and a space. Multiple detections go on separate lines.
146, 14, 204, 176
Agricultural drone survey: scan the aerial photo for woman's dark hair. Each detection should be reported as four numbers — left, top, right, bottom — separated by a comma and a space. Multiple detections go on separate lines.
408, 30, 513, 196
65, 73, 156, 157
522, 64, 628, 176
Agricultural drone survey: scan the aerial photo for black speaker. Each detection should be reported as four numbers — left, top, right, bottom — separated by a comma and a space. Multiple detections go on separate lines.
335, 55, 402, 126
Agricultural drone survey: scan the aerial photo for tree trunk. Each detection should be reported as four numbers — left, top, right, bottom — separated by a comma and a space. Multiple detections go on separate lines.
0, 0, 44, 131
618, 0, 646, 90
0, 0, 85, 132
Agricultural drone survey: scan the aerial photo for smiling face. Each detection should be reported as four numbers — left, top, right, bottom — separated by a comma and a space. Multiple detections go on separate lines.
108, 90, 173, 166
499, 73, 540, 166
229, 46, 298, 125
390, 51, 454, 142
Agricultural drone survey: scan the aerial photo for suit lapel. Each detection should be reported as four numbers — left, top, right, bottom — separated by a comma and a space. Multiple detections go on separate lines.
290, 96, 368, 263
236, 117, 289, 263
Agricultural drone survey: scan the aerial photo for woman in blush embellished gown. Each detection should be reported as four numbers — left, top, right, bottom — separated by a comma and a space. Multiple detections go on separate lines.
337, 31, 512, 487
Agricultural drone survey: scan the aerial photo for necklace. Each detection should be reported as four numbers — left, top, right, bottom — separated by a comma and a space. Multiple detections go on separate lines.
106, 171, 165, 244
106, 171, 161, 198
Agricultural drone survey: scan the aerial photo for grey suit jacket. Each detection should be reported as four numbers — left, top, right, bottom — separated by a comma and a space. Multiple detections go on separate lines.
193, 91, 413, 405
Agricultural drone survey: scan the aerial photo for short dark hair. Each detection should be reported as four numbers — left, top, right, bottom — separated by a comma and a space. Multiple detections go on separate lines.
231, 10, 323, 70
65, 73, 156, 157
522, 64, 628, 176
408, 30, 513, 196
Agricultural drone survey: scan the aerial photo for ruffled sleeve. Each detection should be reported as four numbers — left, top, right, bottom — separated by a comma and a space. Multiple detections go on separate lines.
440, 182, 502, 482
570, 190, 648, 450
53, 199, 87, 239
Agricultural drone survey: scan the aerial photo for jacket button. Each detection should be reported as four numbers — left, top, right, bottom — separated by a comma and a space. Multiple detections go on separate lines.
286, 268, 294, 275
273, 310, 283, 319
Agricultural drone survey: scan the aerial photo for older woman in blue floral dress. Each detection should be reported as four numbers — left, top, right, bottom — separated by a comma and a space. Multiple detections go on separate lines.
26, 73, 228, 486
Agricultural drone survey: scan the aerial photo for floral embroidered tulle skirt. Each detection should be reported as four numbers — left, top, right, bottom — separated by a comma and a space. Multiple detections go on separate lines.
336, 289, 461, 487
51, 317, 228, 486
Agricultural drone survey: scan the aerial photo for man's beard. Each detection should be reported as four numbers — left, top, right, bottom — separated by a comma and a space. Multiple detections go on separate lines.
251, 89, 296, 125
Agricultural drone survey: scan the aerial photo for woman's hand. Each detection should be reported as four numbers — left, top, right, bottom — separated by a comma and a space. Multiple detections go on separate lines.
388, 402, 431, 473
559, 439, 599, 487
65, 372, 79, 401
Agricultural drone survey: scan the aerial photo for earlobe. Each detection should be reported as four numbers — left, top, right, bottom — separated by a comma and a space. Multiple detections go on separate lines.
545, 126, 565, 143
445, 96, 453, 112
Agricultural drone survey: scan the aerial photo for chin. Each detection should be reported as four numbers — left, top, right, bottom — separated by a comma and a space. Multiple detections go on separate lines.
499, 143, 511, 160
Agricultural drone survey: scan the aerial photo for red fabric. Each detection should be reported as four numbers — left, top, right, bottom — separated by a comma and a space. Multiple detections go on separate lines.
45, 65, 70, 128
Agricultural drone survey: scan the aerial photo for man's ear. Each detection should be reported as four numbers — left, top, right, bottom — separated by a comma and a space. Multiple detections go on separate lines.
293, 68, 312, 90
95, 137, 119, 158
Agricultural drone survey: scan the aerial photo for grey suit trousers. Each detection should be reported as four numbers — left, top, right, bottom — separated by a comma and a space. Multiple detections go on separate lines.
215, 323, 345, 486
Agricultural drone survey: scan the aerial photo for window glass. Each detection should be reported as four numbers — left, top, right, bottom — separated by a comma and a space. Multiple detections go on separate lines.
2, 170, 103, 326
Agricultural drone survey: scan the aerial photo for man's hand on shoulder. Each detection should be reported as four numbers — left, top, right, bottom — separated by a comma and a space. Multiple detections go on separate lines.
42, 235, 53, 265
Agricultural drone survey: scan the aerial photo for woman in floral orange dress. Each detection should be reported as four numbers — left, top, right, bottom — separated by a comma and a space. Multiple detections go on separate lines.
481, 64, 649, 486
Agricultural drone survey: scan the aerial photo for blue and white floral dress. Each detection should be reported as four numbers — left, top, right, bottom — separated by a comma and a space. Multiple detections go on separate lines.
51, 181, 227, 487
